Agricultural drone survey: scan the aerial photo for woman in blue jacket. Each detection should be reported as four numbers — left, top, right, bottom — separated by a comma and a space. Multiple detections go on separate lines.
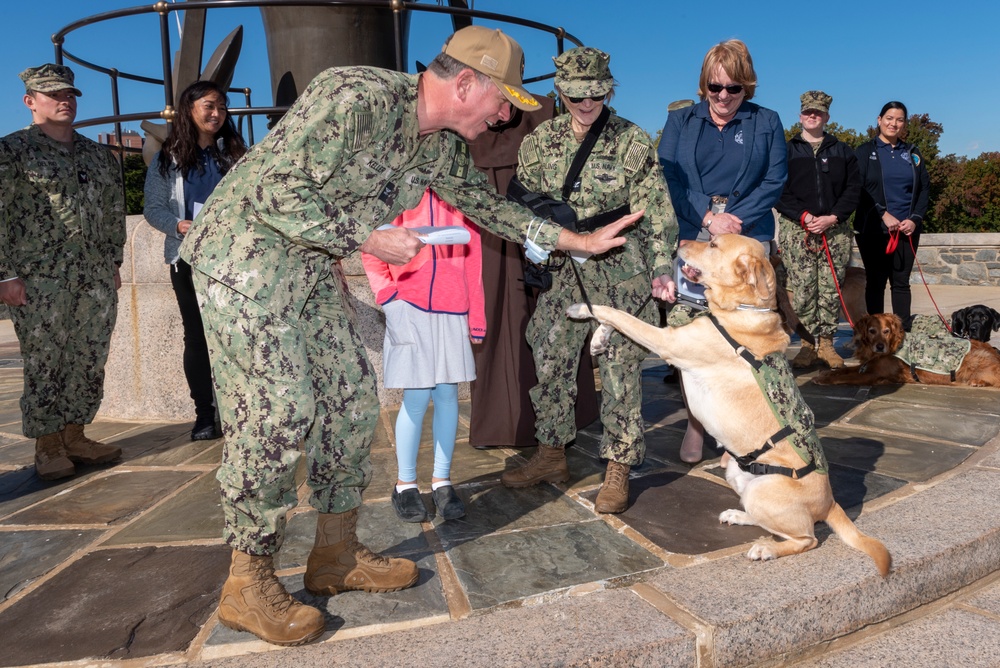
657, 39, 787, 463
143, 81, 247, 440
854, 101, 929, 322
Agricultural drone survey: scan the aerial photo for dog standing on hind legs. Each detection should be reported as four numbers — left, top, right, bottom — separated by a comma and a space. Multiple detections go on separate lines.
570, 234, 891, 575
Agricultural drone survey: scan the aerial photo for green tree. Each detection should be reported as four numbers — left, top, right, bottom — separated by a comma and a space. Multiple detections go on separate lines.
784, 121, 866, 148
122, 153, 147, 215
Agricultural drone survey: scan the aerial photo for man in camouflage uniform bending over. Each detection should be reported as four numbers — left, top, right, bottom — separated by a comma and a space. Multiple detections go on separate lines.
0, 64, 125, 481
179, 26, 644, 646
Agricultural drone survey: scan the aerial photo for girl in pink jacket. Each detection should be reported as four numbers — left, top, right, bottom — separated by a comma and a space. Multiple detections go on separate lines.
362, 189, 484, 522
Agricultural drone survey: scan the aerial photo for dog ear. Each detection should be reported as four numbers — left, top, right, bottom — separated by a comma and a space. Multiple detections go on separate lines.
886, 314, 905, 352
991, 308, 1000, 332
737, 254, 775, 303
951, 309, 967, 337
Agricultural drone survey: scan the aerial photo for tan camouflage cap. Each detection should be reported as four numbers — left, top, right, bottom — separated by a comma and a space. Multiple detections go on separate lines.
19, 63, 83, 97
668, 99, 695, 112
800, 90, 831, 113
553, 46, 614, 98
443, 26, 540, 111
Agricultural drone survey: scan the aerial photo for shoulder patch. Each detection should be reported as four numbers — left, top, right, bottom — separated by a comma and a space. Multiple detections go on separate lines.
520, 135, 541, 167
351, 111, 375, 151
448, 140, 471, 180
622, 140, 650, 174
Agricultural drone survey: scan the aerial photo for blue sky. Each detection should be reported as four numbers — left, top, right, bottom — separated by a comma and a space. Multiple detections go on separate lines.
0, 0, 995, 158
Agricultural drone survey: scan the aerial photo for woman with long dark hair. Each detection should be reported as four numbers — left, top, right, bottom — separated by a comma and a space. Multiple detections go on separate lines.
854, 101, 929, 322
144, 80, 247, 440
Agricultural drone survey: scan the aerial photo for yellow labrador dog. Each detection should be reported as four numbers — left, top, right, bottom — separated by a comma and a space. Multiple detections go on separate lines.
568, 235, 890, 576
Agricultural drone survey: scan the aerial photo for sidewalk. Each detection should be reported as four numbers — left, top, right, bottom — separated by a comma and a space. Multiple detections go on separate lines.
0, 285, 998, 667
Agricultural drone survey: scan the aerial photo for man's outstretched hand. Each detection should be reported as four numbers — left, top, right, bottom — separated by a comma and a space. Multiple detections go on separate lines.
556, 209, 644, 255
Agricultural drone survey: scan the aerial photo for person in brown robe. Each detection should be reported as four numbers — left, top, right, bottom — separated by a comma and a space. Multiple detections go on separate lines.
467, 94, 600, 448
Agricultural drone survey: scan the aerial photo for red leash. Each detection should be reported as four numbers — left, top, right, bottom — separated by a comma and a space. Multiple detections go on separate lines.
799, 217, 855, 329
904, 234, 952, 333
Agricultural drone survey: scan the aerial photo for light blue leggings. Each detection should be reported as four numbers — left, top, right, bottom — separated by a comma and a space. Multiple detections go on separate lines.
395, 383, 459, 483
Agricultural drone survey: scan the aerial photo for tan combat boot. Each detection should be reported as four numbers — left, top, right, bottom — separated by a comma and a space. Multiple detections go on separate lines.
817, 337, 845, 369
217, 550, 325, 646
594, 460, 630, 514
500, 445, 569, 488
34, 431, 75, 480
62, 423, 122, 465
791, 340, 818, 368
304, 508, 418, 596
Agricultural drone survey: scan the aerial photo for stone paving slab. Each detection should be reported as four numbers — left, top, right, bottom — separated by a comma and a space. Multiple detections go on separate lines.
582, 471, 769, 554
795, 607, 1000, 667
0, 528, 103, 602
196, 587, 696, 668
819, 426, 974, 482
2, 470, 198, 526
104, 468, 223, 545
0, 545, 230, 666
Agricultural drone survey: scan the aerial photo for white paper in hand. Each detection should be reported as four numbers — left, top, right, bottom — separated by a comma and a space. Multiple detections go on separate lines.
409, 226, 471, 245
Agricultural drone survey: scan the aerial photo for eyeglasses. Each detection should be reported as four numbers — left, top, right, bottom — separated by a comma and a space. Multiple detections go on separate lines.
706, 83, 744, 95
566, 95, 606, 104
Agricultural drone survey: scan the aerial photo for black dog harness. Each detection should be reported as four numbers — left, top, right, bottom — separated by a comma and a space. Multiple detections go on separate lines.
707, 314, 826, 479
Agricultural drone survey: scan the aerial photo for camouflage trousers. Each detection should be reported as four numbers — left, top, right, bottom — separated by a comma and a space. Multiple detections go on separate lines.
777, 216, 852, 339
527, 268, 653, 466
194, 266, 379, 556
9, 251, 117, 438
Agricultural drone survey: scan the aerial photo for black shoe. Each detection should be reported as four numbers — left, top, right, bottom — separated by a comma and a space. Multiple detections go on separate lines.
431, 485, 465, 521
391, 487, 428, 523
191, 416, 219, 441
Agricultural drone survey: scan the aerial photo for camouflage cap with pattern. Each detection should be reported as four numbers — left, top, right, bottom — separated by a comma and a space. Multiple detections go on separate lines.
553, 46, 614, 98
800, 90, 831, 113
19, 63, 83, 97
443, 26, 539, 111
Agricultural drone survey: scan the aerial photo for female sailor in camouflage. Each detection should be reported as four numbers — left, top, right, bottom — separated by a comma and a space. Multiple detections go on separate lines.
500, 47, 678, 514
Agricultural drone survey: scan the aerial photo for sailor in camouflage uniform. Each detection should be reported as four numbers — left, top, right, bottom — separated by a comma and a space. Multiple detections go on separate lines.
499, 47, 678, 514
775, 91, 861, 369
0, 64, 125, 482
178, 27, 642, 646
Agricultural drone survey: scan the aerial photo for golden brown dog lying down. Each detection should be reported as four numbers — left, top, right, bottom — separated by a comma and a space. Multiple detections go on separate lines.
814, 312, 1000, 387
567, 235, 891, 576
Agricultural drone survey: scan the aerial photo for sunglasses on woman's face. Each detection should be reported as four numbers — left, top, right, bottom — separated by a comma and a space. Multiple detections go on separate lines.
567, 95, 606, 103
707, 83, 744, 95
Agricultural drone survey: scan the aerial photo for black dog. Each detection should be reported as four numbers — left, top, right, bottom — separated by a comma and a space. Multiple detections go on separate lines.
951, 305, 1000, 343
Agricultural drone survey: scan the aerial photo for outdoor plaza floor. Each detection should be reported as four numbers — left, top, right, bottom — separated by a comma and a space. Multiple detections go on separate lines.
1, 286, 999, 667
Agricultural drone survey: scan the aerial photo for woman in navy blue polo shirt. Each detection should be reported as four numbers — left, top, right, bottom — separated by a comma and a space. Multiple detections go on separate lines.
657, 39, 787, 464
853, 101, 930, 322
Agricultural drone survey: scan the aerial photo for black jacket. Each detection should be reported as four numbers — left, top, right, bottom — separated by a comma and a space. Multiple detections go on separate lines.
777, 133, 861, 224
853, 137, 930, 237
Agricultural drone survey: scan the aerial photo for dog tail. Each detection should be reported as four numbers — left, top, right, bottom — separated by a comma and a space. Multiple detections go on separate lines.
824, 502, 892, 577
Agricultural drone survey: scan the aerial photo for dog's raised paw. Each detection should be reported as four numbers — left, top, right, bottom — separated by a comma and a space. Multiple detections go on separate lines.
566, 303, 592, 320
747, 542, 779, 562
719, 509, 754, 526
590, 324, 613, 355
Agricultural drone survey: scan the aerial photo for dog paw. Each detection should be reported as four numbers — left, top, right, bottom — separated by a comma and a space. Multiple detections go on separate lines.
719, 509, 754, 526
590, 324, 613, 355
811, 373, 831, 385
566, 303, 592, 320
747, 542, 778, 562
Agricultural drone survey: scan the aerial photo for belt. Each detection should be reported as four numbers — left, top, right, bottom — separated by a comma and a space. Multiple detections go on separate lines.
711, 195, 729, 204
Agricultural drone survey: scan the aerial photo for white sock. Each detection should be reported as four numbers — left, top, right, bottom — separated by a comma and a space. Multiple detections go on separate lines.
431, 480, 452, 491
395, 482, 419, 492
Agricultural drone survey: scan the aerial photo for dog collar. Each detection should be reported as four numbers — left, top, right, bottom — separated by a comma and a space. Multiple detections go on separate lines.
736, 304, 774, 312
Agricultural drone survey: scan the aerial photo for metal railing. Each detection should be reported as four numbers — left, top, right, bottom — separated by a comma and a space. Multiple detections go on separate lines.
53, 0, 583, 150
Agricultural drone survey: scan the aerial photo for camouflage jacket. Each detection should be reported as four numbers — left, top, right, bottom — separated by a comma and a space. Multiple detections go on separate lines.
0, 125, 125, 278
516, 113, 677, 284
179, 67, 561, 323
894, 314, 971, 375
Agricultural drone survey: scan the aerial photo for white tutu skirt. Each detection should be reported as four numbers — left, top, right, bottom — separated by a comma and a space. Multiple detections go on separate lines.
381, 300, 477, 388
